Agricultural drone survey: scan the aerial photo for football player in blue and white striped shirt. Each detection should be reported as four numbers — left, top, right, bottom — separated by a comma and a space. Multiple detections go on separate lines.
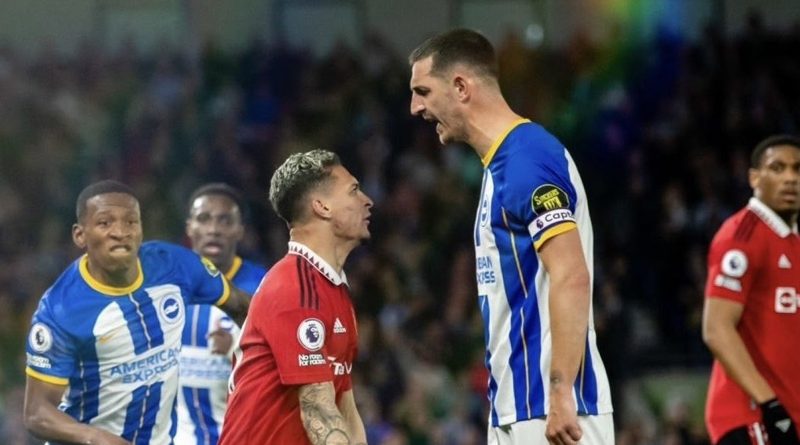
176, 183, 267, 445
23, 180, 250, 445
410, 29, 614, 445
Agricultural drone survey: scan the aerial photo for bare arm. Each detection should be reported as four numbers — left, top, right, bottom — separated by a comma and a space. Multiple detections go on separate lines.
24, 376, 131, 445
539, 229, 589, 445
337, 389, 367, 445
211, 285, 249, 352
702, 297, 775, 403
298, 382, 364, 445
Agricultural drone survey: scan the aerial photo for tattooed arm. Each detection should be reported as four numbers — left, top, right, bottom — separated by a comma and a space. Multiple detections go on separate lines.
540, 230, 588, 445
298, 382, 366, 445
337, 389, 367, 445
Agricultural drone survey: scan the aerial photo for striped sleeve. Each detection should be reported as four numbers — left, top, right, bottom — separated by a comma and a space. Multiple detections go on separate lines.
501, 142, 578, 250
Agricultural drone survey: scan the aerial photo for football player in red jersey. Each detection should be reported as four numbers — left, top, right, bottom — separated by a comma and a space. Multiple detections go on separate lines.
218, 149, 371, 445
703, 135, 800, 445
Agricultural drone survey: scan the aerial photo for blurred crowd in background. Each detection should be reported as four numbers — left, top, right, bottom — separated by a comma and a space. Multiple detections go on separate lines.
1, 9, 799, 445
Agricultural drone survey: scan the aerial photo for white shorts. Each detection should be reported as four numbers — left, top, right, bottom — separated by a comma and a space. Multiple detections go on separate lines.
488, 414, 615, 445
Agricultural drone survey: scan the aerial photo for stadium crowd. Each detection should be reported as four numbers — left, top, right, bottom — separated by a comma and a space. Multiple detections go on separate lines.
1, 10, 799, 444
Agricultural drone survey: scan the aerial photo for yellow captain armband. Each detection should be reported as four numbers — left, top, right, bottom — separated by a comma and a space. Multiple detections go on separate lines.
533, 222, 577, 250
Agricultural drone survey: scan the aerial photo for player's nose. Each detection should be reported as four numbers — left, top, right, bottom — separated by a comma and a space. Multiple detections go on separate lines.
410, 96, 424, 116
110, 221, 130, 239
204, 219, 223, 234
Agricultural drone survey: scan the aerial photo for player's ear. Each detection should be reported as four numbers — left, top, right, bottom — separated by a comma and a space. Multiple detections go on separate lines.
72, 223, 87, 249
453, 75, 470, 103
311, 198, 331, 220
748, 168, 760, 190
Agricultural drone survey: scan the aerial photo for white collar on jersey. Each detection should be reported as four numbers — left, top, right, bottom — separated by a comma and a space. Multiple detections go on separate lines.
747, 197, 798, 238
288, 241, 349, 286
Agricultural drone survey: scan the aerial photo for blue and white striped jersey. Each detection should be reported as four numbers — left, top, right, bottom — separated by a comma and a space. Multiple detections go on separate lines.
474, 119, 612, 427
176, 256, 266, 445
25, 241, 230, 445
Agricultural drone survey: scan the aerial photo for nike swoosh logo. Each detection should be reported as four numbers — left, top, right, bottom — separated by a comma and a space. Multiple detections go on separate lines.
97, 333, 115, 344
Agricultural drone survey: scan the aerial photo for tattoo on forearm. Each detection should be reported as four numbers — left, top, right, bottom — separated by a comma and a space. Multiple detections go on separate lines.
299, 383, 352, 445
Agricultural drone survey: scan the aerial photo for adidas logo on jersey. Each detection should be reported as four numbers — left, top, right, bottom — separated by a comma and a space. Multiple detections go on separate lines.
333, 318, 347, 334
778, 254, 792, 269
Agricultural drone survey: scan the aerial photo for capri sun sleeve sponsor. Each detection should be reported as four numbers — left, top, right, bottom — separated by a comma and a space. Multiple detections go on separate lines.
528, 209, 575, 239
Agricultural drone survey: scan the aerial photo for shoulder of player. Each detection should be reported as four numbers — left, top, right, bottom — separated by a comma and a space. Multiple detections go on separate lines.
138, 240, 216, 279
40, 259, 87, 311
239, 258, 268, 277
496, 130, 570, 182
495, 142, 575, 216
138, 240, 192, 260
251, 255, 302, 297
252, 254, 331, 310
33, 268, 92, 334
707, 209, 772, 271
711, 207, 764, 245
506, 123, 564, 159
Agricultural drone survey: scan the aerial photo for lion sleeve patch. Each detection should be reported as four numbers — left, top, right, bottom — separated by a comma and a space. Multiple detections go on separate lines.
297, 318, 325, 351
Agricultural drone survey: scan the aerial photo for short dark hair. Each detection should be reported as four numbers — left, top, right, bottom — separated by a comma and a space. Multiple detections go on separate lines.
269, 149, 341, 224
751, 134, 800, 168
187, 182, 246, 219
76, 180, 138, 222
408, 28, 498, 79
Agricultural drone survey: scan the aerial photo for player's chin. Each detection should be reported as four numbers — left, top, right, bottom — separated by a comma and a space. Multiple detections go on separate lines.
773, 202, 800, 219
200, 250, 223, 263
779, 202, 800, 213
776, 194, 800, 208
105, 255, 137, 272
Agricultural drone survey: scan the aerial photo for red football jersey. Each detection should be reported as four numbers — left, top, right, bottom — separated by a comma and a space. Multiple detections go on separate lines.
218, 242, 359, 445
704, 198, 800, 443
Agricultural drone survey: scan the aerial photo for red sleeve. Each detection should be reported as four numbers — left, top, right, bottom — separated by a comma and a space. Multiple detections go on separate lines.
263, 306, 333, 385
705, 232, 761, 304
342, 306, 361, 393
